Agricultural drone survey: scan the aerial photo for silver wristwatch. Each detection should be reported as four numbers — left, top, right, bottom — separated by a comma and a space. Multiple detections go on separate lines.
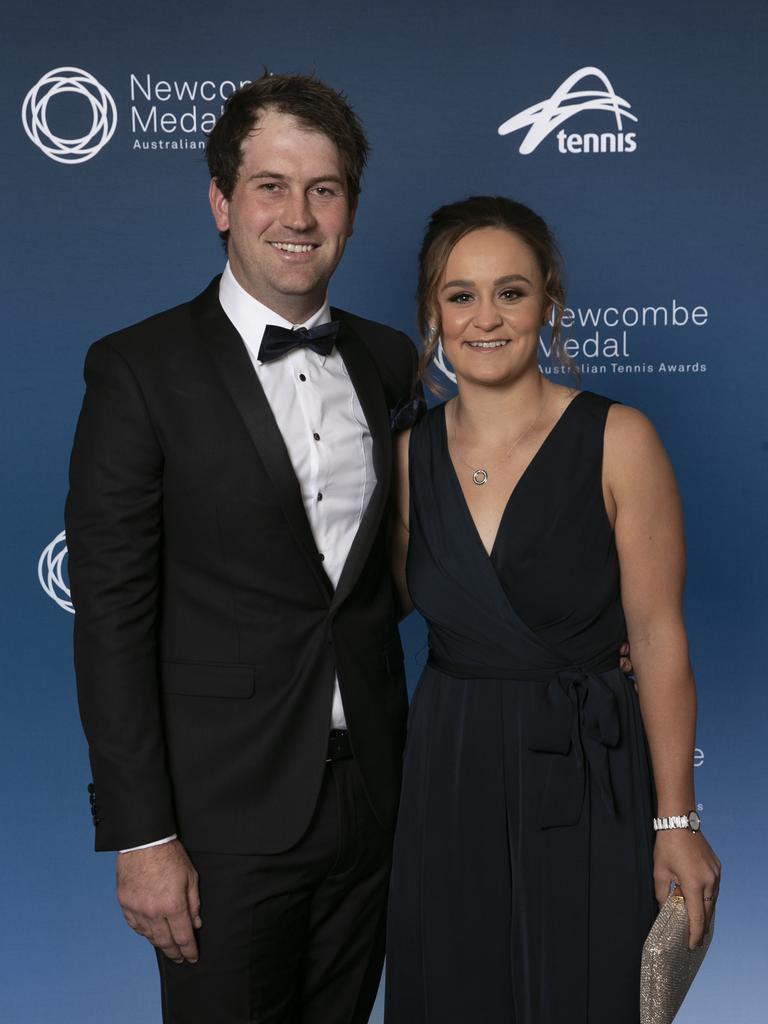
653, 810, 701, 833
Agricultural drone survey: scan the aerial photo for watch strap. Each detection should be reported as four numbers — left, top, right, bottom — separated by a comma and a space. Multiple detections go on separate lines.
653, 810, 701, 832
654, 815, 689, 830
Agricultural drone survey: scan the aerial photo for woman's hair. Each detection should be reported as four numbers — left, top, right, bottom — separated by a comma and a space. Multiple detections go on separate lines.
416, 196, 568, 392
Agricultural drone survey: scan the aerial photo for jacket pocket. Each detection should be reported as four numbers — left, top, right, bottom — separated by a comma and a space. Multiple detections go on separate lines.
160, 661, 255, 699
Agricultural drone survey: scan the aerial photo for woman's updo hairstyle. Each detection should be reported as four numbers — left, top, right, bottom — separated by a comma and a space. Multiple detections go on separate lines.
417, 196, 567, 393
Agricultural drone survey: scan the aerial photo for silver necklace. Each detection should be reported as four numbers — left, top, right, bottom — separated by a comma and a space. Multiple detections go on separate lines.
451, 396, 548, 486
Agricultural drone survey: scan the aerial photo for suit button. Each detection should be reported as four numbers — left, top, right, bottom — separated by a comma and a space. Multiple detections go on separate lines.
298, 373, 307, 382
313, 432, 320, 441
319, 553, 325, 562
87, 783, 96, 794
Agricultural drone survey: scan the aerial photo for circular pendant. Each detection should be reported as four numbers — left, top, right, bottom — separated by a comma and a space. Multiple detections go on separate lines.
472, 468, 489, 486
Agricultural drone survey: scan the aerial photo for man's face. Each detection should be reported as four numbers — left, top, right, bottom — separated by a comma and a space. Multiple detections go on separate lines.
209, 108, 356, 321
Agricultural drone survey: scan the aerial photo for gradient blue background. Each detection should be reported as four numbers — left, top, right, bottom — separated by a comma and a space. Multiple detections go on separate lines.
2, 1, 766, 1020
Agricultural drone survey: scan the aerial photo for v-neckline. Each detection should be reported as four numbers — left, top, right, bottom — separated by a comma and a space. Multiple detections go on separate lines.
441, 390, 587, 560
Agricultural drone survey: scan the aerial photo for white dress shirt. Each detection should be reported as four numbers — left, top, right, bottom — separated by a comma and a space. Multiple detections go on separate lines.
121, 264, 375, 853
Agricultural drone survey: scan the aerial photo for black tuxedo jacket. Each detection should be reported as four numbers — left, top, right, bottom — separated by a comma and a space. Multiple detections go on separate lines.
65, 278, 418, 854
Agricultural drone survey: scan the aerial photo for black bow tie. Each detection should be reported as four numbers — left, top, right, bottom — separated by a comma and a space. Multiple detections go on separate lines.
257, 321, 340, 364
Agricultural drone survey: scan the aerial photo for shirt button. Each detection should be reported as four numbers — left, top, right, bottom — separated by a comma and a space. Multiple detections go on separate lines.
313, 432, 320, 441
317, 492, 323, 502
298, 373, 307, 382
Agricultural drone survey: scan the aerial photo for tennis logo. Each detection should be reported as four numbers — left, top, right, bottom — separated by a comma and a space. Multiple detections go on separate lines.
38, 531, 74, 613
498, 66, 637, 155
22, 67, 117, 164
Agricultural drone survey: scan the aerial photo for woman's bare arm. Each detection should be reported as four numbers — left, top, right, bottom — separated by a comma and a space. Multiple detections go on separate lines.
605, 404, 720, 946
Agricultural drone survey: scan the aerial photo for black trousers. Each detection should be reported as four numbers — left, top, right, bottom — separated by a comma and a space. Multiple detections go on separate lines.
157, 757, 392, 1024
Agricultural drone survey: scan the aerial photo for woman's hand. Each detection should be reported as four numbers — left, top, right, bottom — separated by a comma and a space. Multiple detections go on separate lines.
653, 830, 721, 948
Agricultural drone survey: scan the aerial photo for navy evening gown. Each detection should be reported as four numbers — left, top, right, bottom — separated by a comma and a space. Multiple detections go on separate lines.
385, 392, 657, 1024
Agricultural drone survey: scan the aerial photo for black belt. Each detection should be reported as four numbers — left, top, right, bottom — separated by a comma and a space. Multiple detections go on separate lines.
326, 729, 353, 763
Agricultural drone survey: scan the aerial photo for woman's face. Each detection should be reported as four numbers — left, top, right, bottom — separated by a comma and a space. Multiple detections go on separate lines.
437, 227, 549, 388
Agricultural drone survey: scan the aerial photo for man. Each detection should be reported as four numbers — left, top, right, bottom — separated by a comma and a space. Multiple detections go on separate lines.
65, 74, 419, 1024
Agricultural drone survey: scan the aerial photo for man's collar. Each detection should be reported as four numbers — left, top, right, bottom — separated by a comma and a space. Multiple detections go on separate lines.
219, 262, 331, 339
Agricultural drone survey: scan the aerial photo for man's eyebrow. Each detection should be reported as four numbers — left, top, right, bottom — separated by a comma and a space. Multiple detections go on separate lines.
246, 171, 288, 182
246, 172, 345, 187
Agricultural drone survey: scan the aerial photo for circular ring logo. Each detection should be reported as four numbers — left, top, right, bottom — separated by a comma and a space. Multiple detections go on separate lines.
433, 340, 456, 385
38, 531, 74, 613
22, 67, 117, 164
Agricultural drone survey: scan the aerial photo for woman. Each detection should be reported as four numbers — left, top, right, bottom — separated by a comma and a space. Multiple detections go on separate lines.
385, 197, 720, 1023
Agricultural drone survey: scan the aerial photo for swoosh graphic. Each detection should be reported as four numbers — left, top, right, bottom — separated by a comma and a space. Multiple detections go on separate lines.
498, 67, 638, 154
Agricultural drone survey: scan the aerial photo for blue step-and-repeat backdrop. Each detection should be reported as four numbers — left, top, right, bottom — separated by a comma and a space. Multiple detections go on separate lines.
2, 1, 765, 1021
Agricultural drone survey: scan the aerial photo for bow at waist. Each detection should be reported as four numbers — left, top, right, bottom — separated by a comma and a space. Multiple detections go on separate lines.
528, 669, 621, 829
426, 650, 623, 829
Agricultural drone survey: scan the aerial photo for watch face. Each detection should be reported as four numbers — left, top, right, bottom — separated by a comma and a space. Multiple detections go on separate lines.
688, 810, 701, 831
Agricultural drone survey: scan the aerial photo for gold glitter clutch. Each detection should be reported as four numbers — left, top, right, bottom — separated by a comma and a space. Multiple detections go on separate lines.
640, 893, 715, 1023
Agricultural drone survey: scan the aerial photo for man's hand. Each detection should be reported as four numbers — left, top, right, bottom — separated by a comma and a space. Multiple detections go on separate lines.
116, 839, 201, 963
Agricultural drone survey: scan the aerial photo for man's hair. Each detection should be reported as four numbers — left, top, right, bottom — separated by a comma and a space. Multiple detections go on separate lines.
206, 73, 370, 205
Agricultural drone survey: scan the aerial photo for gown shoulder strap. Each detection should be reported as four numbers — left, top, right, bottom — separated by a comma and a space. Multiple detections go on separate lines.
407, 403, 452, 514
574, 390, 618, 427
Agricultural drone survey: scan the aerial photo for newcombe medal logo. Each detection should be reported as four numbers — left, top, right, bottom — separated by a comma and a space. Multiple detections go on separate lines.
22, 67, 117, 164
38, 531, 74, 613
498, 67, 637, 155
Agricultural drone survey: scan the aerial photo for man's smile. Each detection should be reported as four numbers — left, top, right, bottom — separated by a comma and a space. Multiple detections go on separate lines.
269, 241, 320, 254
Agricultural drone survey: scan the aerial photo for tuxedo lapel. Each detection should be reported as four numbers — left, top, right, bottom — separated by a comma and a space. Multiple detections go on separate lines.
190, 279, 333, 600
330, 312, 392, 612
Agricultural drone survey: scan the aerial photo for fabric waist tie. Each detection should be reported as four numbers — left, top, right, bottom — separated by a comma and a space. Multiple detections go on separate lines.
426, 650, 619, 681
427, 650, 623, 829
